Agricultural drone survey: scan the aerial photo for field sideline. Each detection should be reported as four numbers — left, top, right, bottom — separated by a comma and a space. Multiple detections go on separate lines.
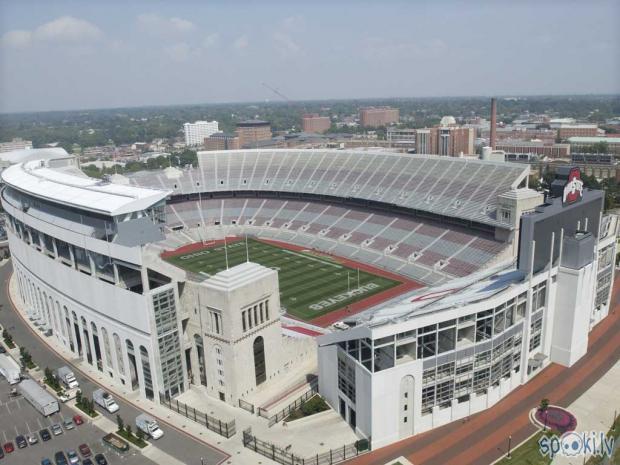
163, 238, 408, 322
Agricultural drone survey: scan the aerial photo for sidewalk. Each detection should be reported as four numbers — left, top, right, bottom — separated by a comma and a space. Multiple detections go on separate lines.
7, 272, 359, 464
551, 360, 619, 465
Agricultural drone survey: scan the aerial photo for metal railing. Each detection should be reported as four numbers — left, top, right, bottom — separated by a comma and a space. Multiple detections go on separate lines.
265, 385, 319, 427
159, 394, 236, 438
242, 427, 370, 465
238, 398, 255, 414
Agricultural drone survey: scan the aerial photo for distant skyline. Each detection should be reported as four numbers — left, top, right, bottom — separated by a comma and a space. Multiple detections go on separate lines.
1, 0, 619, 113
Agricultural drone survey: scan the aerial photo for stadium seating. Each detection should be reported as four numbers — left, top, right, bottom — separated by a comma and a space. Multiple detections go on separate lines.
162, 197, 508, 283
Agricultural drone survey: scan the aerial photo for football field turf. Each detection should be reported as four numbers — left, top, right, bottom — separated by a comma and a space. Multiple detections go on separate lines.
163, 238, 402, 321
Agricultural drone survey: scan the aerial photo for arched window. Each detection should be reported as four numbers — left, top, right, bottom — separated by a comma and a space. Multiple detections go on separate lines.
113, 333, 125, 375
253, 336, 266, 386
139, 345, 154, 400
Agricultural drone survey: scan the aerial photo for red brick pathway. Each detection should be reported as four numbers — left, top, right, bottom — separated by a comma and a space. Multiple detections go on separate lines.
346, 276, 620, 465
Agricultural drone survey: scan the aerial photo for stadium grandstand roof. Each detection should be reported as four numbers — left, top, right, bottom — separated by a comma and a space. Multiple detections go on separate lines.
127, 149, 529, 228
1, 149, 171, 216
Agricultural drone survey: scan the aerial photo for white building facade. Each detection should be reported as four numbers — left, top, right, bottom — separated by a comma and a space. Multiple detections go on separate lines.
184, 121, 219, 147
318, 182, 617, 448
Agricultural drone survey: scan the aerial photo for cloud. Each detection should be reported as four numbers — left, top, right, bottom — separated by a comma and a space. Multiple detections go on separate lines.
203, 33, 219, 49
137, 13, 195, 35
273, 32, 301, 57
233, 35, 248, 50
1, 30, 32, 48
1, 17, 101, 48
34, 16, 102, 42
163, 42, 201, 62
282, 15, 304, 32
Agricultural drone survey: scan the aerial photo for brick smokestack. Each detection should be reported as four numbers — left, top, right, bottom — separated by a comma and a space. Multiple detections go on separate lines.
490, 97, 497, 150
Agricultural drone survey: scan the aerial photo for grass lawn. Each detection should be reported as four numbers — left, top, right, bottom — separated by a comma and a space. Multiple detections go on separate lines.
496, 431, 552, 465
285, 395, 329, 422
164, 238, 402, 321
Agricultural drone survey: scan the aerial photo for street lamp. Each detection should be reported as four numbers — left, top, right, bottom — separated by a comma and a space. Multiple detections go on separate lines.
200, 457, 204, 465
507, 435, 512, 459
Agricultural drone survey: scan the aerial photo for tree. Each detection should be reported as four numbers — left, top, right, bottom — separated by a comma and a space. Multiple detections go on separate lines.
117, 415, 124, 431
136, 429, 145, 441
75, 389, 82, 406
125, 424, 132, 436
539, 398, 550, 412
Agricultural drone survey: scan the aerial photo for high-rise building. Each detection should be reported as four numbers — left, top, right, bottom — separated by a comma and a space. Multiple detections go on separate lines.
204, 133, 240, 151
0, 138, 33, 153
301, 114, 331, 133
183, 121, 219, 147
359, 107, 400, 127
235, 120, 272, 148
415, 127, 474, 156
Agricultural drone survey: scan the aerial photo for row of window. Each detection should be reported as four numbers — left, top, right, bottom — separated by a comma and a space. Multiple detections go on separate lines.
241, 299, 270, 333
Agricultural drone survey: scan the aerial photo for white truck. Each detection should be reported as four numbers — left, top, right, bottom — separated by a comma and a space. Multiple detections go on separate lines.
0, 353, 21, 385
18, 379, 59, 416
135, 414, 164, 440
93, 388, 119, 413
55, 366, 79, 389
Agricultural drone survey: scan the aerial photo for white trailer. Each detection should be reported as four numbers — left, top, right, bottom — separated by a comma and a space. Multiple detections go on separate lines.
93, 388, 119, 413
17, 379, 59, 416
0, 353, 21, 385
135, 414, 164, 439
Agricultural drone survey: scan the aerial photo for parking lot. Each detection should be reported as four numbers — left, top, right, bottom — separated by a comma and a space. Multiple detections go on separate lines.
0, 378, 157, 464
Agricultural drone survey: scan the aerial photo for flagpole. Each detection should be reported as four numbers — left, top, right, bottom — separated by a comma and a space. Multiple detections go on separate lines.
224, 236, 229, 269
245, 235, 249, 262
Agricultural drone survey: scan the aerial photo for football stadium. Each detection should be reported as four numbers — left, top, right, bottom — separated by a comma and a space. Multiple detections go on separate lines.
1, 148, 616, 449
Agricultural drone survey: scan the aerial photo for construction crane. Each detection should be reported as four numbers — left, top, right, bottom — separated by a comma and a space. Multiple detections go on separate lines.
262, 82, 291, 103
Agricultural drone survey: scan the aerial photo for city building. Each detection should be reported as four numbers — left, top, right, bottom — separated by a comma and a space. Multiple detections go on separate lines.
204, 133, 241, 151
318, 168, 617, 447
235, 120, 272, 148
0, 138, 33, 153
359, 107, 400, 128
184, 121, 220, 147
415, 127, 474, 156
557, 125, 600, 139
387, 128, 417, 150
570, 153, 619, 181
568, 136, 620, 155
496, 140, 570, 159
302, 114, 331, 133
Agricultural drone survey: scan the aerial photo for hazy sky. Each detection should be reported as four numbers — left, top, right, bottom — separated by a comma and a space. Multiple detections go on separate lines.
0, 0, 618, 113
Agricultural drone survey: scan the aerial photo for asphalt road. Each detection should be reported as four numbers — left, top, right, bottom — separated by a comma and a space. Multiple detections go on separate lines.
0, 262, 228, 465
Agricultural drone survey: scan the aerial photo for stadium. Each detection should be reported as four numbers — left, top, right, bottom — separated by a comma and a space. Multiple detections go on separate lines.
0, 148, 616, 449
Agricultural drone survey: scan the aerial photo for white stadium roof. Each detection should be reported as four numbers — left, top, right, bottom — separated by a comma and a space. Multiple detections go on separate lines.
1, 149, 171, 217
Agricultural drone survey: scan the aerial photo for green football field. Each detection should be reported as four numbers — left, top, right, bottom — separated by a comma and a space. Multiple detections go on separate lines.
164, 239, 402, 321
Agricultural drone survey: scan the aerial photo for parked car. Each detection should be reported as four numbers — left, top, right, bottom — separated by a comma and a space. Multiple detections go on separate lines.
83, 459, 93, 465
94, 454, 108, 465
41, 459, 52, 465
27, 434, 39, 445
51, 423, 63, 436
63, 418, 75, 430
54, 450, 68, 465
15, 434, 27, 448
0, 345, 5, 354
3, 442, 14, 453
79, 443, 92, 458
72, 414, 84, 426
0, 447, 4, 459
40, 428, 52, 441
67, 449, 80, 465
